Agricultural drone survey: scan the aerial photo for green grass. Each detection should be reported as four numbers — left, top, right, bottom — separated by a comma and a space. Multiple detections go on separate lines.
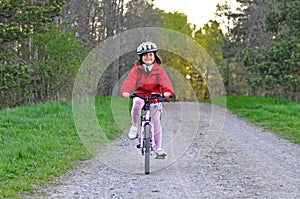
205, 96, 300, 144
95, 96, 131, 140
0, 96, 125, 198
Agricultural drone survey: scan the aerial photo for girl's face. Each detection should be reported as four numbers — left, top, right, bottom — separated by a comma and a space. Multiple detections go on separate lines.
142, 52, 155, 66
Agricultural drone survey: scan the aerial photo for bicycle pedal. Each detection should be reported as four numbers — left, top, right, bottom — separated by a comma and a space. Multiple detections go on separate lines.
155, 154, 166, 159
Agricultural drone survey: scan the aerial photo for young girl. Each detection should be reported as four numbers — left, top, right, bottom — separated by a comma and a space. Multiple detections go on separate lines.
120, 41, 174, 158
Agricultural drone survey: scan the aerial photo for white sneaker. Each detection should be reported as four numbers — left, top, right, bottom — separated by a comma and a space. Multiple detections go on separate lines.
156, 148, 167, 159
128, 125, 138, 140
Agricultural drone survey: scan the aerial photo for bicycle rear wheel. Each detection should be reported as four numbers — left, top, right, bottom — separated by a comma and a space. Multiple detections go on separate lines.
144, 125, 151, 175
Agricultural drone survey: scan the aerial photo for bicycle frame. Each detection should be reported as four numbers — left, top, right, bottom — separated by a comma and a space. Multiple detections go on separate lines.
130, 92, 167, 174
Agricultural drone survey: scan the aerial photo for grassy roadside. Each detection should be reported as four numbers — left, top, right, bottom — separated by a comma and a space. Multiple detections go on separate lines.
0, 97, 125, 198
205, 96, 300, 144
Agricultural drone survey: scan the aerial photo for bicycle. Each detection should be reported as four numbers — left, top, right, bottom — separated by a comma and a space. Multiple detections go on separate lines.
130, 92, 170, 175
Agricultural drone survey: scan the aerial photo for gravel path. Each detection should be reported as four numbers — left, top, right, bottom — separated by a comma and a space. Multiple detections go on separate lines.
29, 102, 300, 199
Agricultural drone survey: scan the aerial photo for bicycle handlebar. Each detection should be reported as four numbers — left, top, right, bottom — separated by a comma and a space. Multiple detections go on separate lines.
130, 92, 171, 102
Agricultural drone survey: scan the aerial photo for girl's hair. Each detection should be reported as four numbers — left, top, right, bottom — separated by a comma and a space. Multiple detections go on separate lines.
136, 52, 162, 65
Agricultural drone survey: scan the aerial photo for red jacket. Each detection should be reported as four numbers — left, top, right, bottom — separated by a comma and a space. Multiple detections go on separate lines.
120, 62, 174, 97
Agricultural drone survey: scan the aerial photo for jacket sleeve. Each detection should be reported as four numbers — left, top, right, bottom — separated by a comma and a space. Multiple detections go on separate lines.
120, 66, 137, 94
159, 68, 174, 95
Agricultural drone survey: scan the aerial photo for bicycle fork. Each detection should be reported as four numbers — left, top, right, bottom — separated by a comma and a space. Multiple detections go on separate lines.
138, 111, 155, 155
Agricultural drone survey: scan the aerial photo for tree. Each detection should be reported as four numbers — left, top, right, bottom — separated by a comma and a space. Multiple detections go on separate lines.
194, 20, 224, 66
0, 0, 66, 63
0, 1, 93, 107
193, 20, 226, 98
162, 11, 193, 37
0, 25, 89, 107
159, 11, 210, 100
242, 0, 300, 99
218, 0, 300, 99
123, 0, 162, 30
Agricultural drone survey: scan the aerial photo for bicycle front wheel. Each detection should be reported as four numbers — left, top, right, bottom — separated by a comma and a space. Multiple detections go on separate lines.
144, 125, 151, 175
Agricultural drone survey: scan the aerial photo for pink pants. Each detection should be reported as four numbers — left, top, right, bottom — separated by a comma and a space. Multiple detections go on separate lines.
131, 97, 163, 149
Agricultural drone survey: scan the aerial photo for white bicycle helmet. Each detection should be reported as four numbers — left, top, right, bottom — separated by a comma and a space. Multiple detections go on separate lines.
136, 41, 158, 55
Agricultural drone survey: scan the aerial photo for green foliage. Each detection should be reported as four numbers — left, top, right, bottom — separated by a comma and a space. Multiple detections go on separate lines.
193, 20, 225, 99
194, 20, 226, 97
161, 51, 201, 100
30, 26, 89, 100
0, 1, 86, 108
206, 95, 300, 144
159, 11, 213, 100
265, 11, 281, 33
194, 20, 224, 66
241, 35, 300, 98
284, 0, 300, 34
0, 26, 90, 108
0, 0, 67, 62
0, 64, 33, 107
266, 0, 300, 36
0, 0, 66, 44
222, 0, 300, 99
124, 0, 163, 29
162, 11, 193, 37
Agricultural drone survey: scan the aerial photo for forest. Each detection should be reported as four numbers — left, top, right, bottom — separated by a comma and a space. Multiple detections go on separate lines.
0, 0, 299, 108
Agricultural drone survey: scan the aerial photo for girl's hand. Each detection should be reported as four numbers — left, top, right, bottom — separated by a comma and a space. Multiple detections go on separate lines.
122, 92, 130, 98
163, 92, 171, 98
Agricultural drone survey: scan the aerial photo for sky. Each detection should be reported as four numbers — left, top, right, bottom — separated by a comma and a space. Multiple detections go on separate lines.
153, 0, 239, 30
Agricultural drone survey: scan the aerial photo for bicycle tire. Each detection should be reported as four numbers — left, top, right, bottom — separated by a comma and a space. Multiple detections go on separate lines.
144, 125, 151, 174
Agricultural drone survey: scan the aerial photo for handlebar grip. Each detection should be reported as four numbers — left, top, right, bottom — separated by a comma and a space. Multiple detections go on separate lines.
130, 93, 137, 98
